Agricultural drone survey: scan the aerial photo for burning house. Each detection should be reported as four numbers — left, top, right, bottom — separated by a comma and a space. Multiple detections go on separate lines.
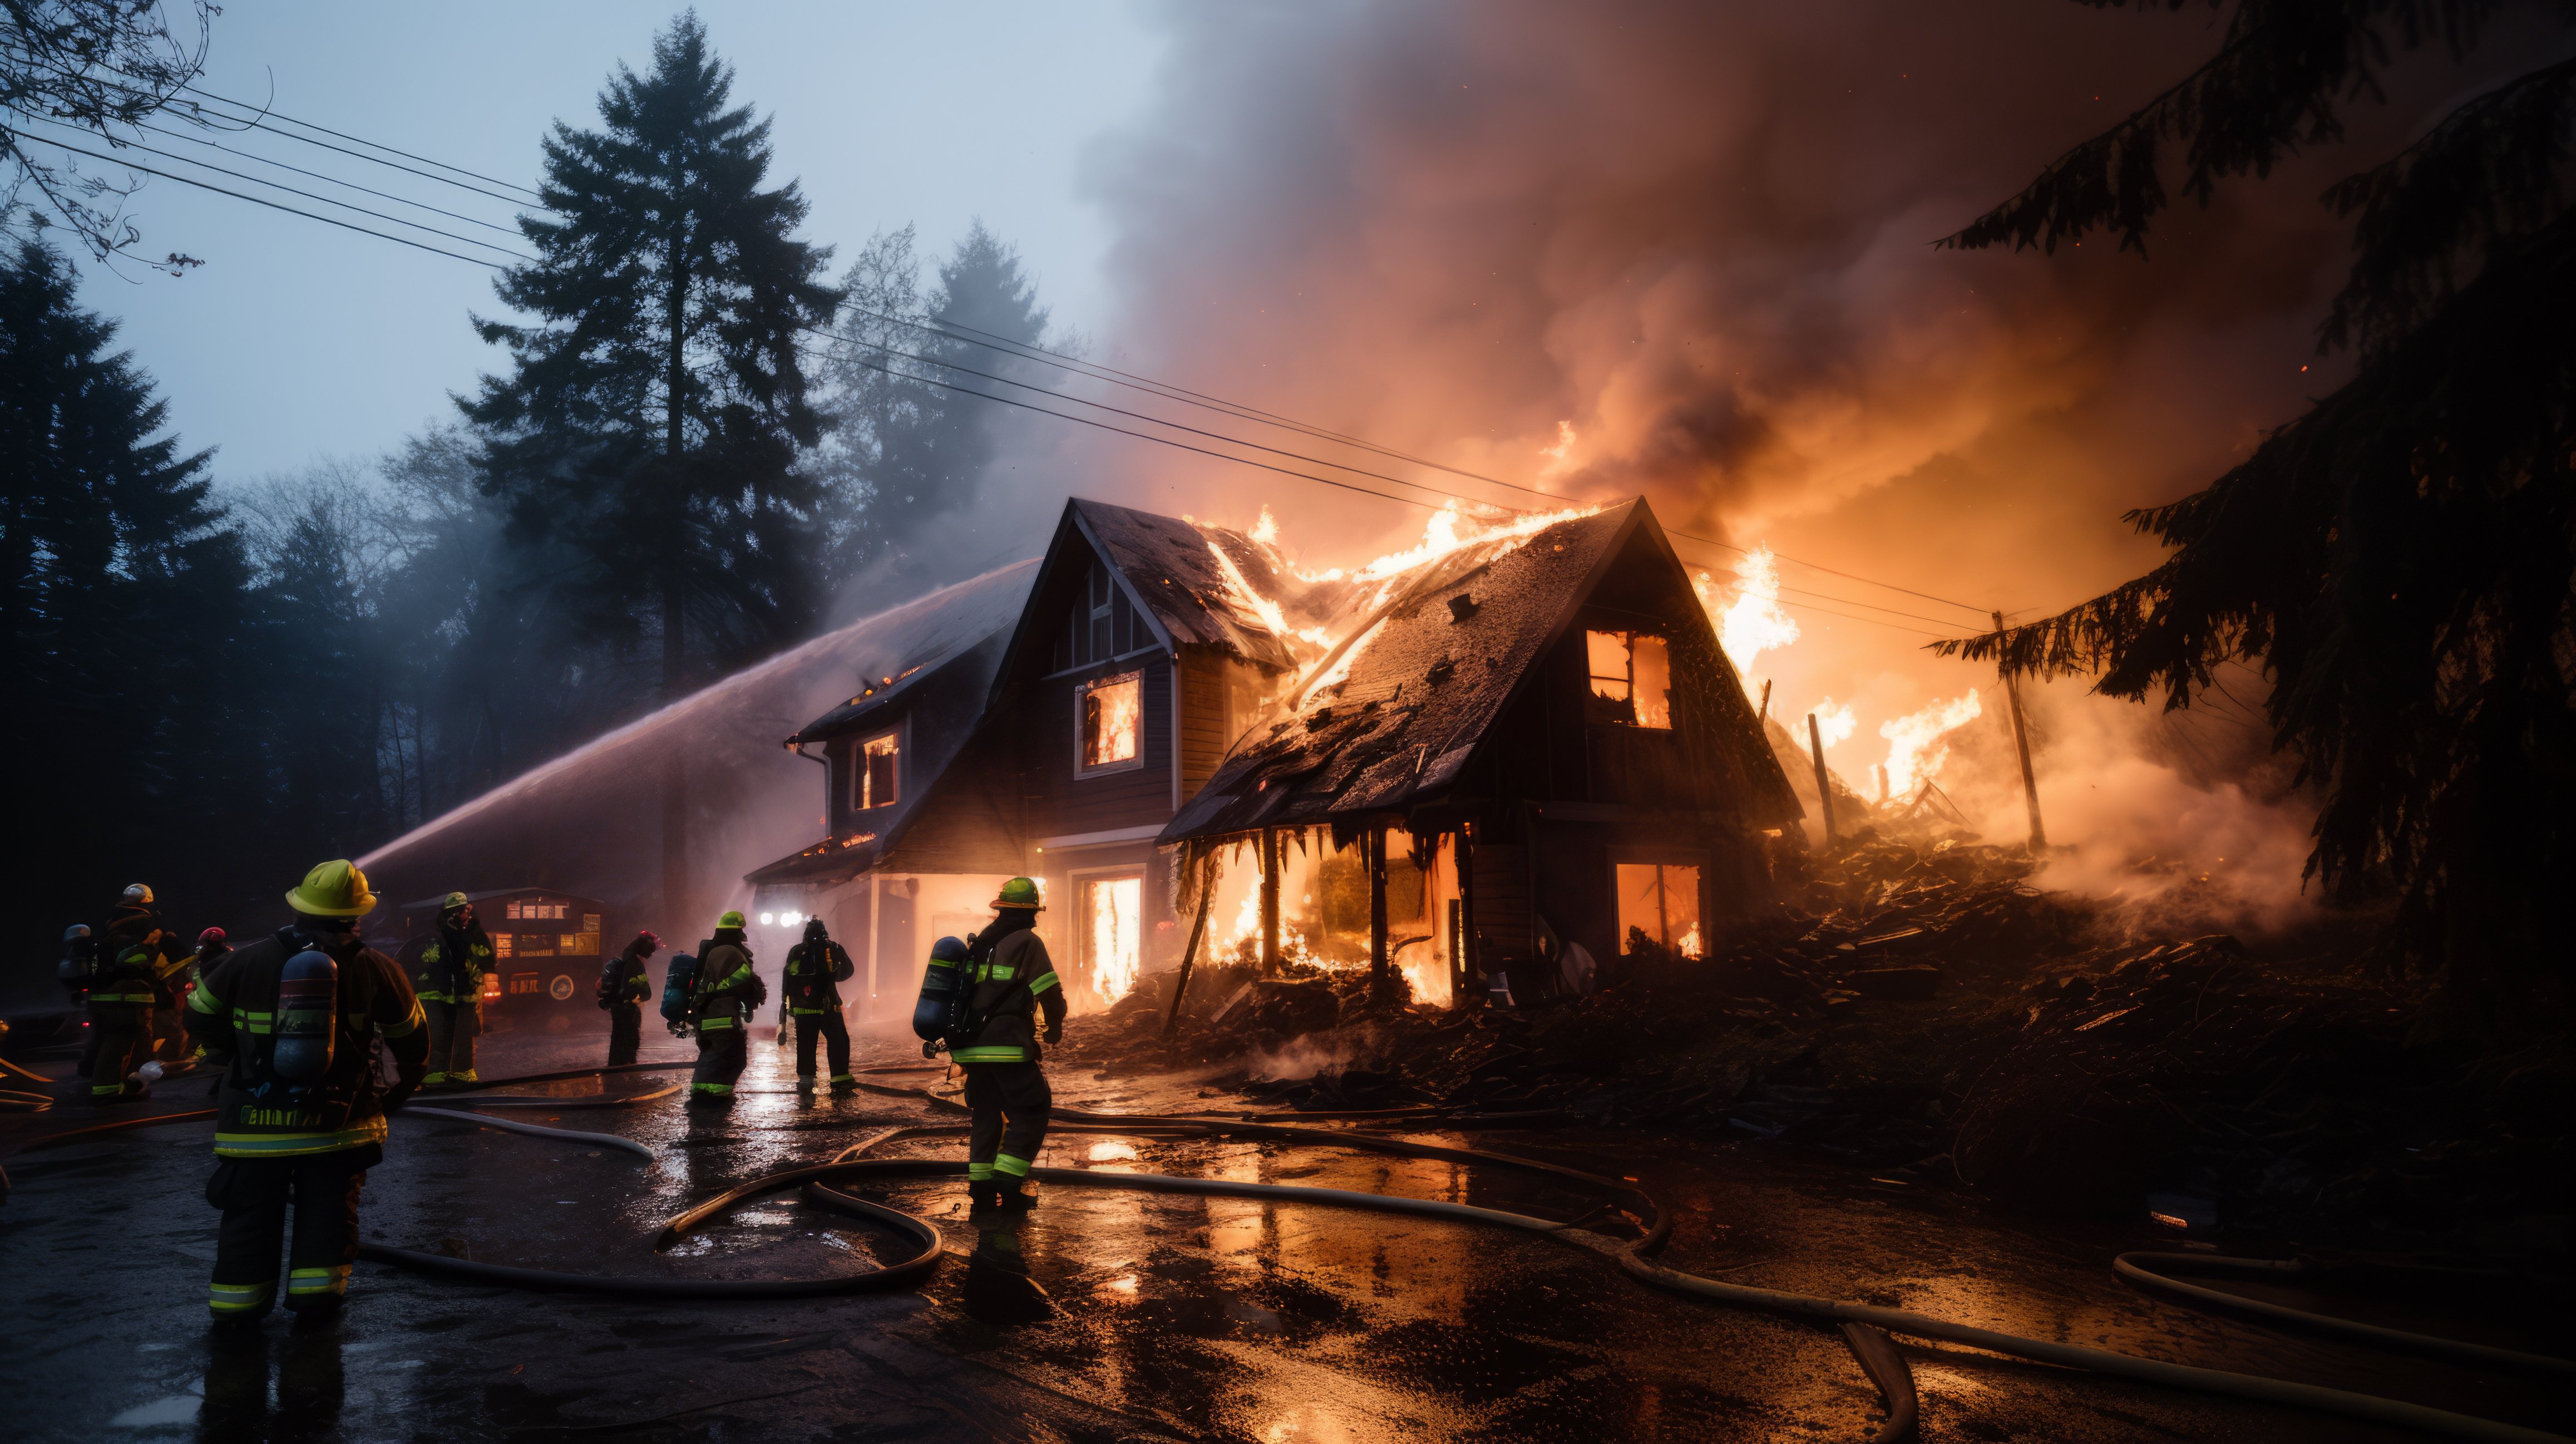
1159, 497, 1802, 1002
747, 499, 1329, 1014
748, 495, 1802, 1016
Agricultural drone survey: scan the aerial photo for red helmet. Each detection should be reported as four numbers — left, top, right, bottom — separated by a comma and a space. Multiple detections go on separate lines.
634, 930, 662, 953
197, 927, 226, 947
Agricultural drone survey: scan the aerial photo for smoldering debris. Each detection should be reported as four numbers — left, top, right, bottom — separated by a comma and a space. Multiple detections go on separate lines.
1056, 831, 2567, 1249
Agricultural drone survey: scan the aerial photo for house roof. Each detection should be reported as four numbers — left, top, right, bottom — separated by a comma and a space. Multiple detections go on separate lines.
1158, 499, 1800, 844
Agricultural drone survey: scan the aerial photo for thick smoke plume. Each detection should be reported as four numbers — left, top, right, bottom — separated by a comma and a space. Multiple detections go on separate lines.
1083, 2, 2509, 931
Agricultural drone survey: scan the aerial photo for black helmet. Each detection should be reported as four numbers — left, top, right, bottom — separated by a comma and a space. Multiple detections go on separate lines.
63, 923, 91, 945
802, 916, 829, 942
930, 935, 968, 963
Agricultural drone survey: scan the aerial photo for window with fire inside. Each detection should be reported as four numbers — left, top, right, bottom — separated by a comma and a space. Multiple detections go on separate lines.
1587, 629, 1672, 729
852, 731, 899, 810
1617, 862, 1704, 960
1077, 671, 1143, 775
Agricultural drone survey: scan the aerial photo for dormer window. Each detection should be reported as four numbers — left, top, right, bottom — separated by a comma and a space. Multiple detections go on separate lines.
1078, 671, 1143, 774
852, 730, 899, 809
1586, 630, 1672, 728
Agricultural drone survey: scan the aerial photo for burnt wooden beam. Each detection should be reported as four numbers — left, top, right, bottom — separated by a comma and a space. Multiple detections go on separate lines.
1369, 824, 1391, 998
1259, 826, 1282, 976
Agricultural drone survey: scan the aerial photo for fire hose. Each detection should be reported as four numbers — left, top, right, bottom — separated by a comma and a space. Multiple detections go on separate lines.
4, 1062, 2566, 1442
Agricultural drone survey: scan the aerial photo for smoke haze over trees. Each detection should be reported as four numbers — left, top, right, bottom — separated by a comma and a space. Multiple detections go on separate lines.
1, 10, 1066, 992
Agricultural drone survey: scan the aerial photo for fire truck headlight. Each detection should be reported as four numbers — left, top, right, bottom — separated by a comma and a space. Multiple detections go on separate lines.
759, 911, 776, 926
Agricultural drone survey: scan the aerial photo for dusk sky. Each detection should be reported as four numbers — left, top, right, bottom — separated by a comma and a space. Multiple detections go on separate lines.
73, 2, 1163, 478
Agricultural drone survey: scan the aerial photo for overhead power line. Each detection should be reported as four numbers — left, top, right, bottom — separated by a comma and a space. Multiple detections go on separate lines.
169, 77, 549, 202
72, 88, 2005, 633
852, 306, 2003, 620
14, 117, 534, 259
5, 126, 521, 269
127, 116, 531, 235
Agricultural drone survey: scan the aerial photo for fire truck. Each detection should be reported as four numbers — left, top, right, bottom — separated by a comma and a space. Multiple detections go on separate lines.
389, 888, 609, 1034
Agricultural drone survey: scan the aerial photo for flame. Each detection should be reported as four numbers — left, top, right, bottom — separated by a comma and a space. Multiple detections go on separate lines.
1794, 698, 1856, 752
1699, 545, 1800, 683
1087, 677, 1142, 766
1878, 688, 1981, 799
1087, 874, 1142, 1004
1251, 506, 1280, 546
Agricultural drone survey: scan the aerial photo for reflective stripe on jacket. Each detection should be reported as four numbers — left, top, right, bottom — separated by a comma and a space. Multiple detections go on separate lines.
951, 929, 1065, 1063
690, 942, 757, 1029
188, 930, 428, 1159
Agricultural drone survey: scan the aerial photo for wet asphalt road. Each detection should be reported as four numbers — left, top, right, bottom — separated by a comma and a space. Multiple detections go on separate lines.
1, 1024, 2562, 1443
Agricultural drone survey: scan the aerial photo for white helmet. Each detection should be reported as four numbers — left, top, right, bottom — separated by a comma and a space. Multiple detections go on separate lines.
122, 883, 154, 906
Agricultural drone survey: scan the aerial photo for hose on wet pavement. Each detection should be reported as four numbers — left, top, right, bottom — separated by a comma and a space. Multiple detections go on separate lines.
8, 1059, 2566, 1441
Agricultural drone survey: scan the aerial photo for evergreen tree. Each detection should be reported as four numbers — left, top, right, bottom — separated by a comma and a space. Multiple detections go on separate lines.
0, 239, 260, 978
466, 11, 838, 920
1942, 5, 2575, 1022
815, 220, 1051, 607
258, 499, 389, 859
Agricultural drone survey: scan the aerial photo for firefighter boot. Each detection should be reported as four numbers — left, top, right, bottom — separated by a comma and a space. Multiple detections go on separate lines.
796, 1075, 816, 1096
829, 1074, 859, 1095
994, 1176, 1037, 1211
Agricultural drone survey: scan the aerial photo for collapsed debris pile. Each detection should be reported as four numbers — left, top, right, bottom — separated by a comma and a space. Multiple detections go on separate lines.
1057, 828, 2568, 1248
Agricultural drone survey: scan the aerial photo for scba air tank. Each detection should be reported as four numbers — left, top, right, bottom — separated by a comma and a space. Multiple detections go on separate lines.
912, 935, 969, 1041
272, 948, 338, 1087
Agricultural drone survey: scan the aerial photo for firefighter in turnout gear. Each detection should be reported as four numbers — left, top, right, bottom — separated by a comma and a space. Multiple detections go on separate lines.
687, 911, 763, 1104
185, 860, 427, 1324
596, 932, 659, 1066
783, 916, 857, 1095
401, 892, 492, 1087
954, 878, 1065, 1210
90, 884, 182, 1104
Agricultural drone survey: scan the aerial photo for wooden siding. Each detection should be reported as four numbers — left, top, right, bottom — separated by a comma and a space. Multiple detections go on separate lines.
1023, 651, 1175, 840
1177, 646, 1275, 803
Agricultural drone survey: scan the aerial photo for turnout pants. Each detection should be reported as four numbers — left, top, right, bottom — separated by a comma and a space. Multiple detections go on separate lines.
792, 1010, 851, 1085
964, 1062, 1052, 1183
606, 1003, 642, 1066
86, 1004, 152, 1103
205, 1147, 373, 1319
691, 1026, 747, 1099
422, 999, 479, 1082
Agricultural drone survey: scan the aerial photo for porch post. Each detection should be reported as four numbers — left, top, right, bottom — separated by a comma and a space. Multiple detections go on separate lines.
1456, 822, 1478, 1009
1368, 824, 1390, 998
1259, 826, 1282, 975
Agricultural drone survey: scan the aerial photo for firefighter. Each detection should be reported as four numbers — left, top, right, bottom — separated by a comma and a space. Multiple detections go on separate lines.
404, 893, 492, 1088
150, 923, 204, 1063
953, 878, 1066, 1209
188, 928, 233, 1066
686, 911, 763, 1105
782, 917, 857, 1095
596, 932, 659, 1066
186, 860, 427, 1325
59, 923, 97, 1083
90, 884, 181, 1105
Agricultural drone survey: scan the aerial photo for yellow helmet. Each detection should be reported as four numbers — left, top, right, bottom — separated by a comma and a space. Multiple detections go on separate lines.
716, 909, 747, 930
286, 859, 377, 917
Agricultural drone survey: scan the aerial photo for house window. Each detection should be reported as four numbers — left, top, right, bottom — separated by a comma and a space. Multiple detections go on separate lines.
1078, 671, 1144, 773
1587, 630, 1672, 728
1081, 873, 1142, 1004
853, 731, 899, 810
1616, 863, 1703, 958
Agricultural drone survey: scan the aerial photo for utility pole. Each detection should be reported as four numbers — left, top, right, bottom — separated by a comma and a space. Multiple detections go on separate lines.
1456, 823, 1479, 1008
1758, 678, 1772, 723
1807, 712, 1837, 847
1994, 610, 2047, 852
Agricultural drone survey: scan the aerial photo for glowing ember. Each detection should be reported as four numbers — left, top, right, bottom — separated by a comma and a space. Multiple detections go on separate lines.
1701, 545, 1800, 682
1879, 688, 1982, 799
